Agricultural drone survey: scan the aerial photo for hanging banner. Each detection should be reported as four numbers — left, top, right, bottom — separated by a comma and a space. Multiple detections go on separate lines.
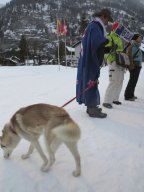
114, 24, 134, 42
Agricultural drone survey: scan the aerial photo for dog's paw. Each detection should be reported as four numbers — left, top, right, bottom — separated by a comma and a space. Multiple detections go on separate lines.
49, 157, 55, 166
41, 162, 50, 172
72, 170, 81, 177
21, 154, 30, 159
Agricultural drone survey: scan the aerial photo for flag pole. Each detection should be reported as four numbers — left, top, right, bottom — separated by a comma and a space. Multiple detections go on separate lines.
65, 35, 67, 68
70, 27, 73, 67
71, 40, 73, 66
57, 19, 61, 71
57, 0, 61, 71
58, 35, 60, 71
64, 20, 67, 68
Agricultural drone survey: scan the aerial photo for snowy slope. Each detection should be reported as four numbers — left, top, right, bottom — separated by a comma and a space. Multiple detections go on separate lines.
0, 64, 144, 192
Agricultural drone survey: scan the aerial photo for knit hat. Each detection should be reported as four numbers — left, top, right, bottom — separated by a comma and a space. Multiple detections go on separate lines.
93, 8, 113, 22
111, 22, 119, 31
132, 33, 142, 40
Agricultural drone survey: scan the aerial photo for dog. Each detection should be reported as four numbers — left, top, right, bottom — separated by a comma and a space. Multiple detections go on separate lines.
0, 103, 81, 177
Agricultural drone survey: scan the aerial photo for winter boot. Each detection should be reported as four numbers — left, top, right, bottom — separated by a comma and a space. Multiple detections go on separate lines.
113, 101, 122, 105
87, 107, 107, 118
103, 103, 113, 109
86, 106, 102, 114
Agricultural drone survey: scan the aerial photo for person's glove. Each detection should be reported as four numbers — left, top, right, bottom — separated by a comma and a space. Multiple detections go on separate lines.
128, 64, 135, 70
88, 80, 97, 87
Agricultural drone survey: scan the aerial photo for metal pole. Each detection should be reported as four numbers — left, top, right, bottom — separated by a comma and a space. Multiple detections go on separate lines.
64, 20, 67, 68
57, 0, 60, 71
71, 40, 73, 66
58, 36, 60, 71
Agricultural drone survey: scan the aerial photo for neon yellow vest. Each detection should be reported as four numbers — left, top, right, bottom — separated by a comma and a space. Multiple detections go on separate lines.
105, 31, 123, 63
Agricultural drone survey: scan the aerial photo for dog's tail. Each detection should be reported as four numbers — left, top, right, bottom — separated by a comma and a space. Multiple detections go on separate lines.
52, 121, 81, 143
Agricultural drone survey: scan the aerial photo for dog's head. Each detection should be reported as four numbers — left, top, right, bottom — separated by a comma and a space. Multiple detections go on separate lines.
0, 123, 20, 158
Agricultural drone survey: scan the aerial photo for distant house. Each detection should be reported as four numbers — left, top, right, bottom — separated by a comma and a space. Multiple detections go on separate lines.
66, 40, 81, 67
10, 56, 22, 65
0, 57, 17, 66
72, 40, 81, 64
65, 46, 75, 66
25, 59, 35, 65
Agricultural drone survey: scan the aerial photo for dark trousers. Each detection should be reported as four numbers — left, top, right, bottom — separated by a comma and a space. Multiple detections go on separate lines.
124, 67, 141, 99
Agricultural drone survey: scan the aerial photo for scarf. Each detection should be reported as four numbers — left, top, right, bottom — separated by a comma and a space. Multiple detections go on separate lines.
131, 40, 141, 47
94, 17, 108, 37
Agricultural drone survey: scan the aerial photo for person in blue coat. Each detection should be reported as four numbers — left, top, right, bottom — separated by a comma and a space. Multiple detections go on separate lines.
76, 9, 113, 118
124, 33, 143, 101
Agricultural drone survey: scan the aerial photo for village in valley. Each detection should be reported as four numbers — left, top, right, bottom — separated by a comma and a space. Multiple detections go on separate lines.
0, 0, 144, 66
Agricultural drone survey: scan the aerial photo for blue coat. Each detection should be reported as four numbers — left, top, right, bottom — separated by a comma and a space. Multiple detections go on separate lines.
132, 44, 143, 67
76, 21, 107, 106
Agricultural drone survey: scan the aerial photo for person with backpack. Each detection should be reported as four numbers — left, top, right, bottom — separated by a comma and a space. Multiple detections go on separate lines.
124, 34, 143, 101
103, 22, 125, 109
76, 8, 113, 118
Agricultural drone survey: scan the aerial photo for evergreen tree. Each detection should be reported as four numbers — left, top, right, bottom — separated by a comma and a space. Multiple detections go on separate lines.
79, 13, 88, 35
19, 35, 29, 62
0, 30, 4, 39
55, 41, 65, 62
59, 41, 65, 61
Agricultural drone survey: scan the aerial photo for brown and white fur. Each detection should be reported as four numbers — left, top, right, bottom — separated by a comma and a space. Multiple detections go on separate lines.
0, 103, 81, 177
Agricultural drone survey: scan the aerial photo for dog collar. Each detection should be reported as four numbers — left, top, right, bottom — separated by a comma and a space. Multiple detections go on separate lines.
10, 126, 17, 135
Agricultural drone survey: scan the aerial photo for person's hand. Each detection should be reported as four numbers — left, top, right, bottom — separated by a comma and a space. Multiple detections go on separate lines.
88, 80, 97, 87
129, 65, 135, 70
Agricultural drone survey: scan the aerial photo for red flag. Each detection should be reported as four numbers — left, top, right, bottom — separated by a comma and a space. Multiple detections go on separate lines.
57, 20, 68, 36
62, 24, 68, 36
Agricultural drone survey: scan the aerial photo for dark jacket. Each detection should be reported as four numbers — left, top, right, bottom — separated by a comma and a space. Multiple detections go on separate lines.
76, 20, 107, 106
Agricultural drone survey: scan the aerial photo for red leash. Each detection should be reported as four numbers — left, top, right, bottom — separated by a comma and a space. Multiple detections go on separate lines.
61, 80, 97, 108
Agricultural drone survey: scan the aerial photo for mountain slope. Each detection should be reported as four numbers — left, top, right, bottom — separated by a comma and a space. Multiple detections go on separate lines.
0, 0, 144, 54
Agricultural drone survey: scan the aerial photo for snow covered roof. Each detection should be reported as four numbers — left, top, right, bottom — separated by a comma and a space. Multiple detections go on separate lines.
66, 46, 75, 52
72, 40, 81, 48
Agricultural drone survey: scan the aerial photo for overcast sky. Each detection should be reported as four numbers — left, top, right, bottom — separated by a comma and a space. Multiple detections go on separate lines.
0, 0, 11, 5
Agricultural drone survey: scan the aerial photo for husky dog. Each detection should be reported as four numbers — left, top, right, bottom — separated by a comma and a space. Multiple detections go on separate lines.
0, 103, 81, 177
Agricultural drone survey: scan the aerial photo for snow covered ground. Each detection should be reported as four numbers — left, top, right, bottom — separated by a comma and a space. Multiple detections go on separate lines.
0, 64, 144, 192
